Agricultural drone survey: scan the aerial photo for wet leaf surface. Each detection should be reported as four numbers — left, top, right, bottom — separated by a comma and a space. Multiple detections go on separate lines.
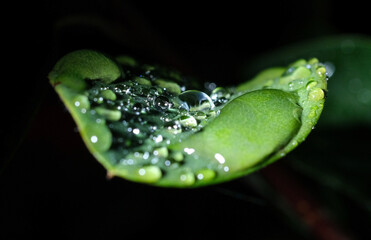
49, 50, 327, 187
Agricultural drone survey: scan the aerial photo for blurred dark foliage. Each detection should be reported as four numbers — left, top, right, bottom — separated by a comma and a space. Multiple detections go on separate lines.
1, 0, 370, 239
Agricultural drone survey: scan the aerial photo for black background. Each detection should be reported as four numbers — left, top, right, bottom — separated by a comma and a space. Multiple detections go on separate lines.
2, 1, 370, 239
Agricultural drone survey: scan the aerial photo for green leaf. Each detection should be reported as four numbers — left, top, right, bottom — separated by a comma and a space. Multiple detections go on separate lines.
242, 35, 371, 127
49, 50, 327, 187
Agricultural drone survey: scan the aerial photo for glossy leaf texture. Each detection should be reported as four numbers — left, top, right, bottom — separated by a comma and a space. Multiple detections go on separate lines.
49, 50, 327, 187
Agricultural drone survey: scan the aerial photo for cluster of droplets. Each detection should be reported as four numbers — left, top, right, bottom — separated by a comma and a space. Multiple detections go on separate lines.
75, 60, 235, 185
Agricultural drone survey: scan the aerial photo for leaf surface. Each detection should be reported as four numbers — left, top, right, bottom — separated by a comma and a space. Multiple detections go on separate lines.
49, 50, 327, 187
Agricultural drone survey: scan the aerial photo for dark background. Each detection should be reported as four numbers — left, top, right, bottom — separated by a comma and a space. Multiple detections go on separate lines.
2, 1, 370, 239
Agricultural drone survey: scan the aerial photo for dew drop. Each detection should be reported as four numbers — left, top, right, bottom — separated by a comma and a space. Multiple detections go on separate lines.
179, 90, 215, 111
153, 135, 163, 143
214, 153, 225, 164
179, 170, 195, 186
133, 128, 140, 134
195, 169, 216, 181
308, 88, 325, 101
184, 148, 195, 155
210, 87, 230, 101
73, 95, 90, 109
154, 96, 172, 111
306, 81, 317, 91
136, 166, 162, 183
91, 135, 98, 143
179, 115, 198, 128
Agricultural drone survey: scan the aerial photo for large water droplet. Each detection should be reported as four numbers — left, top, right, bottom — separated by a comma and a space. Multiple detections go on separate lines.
308, 88, 325, 101
136, 165, 162, 183
73, 95, 90, 110
178, 90, 215, 111
179, 170, 195, 186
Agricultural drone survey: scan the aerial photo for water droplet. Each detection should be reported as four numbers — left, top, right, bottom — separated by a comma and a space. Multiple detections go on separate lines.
136, 166, 162, 183
153, 135, 163, 143
153, 147, 168, 158
291, 140, 298, 147
179, 90, 215, 111
179, 170, 195, 186
308, 88, 325, 101
316, 67, 326, 77
194, 112, 207, 120
306, 81, 317, 91
288, 79, 305, 91
91, 135, 98, 143
211, 87, 230, 100
154, 96, 172, 111
184, 148, 195, 155
170, 151, 184, 162
154, 79, 181, 94
73, 95, 90, 109
308, 58, 319, 64
195, 169, 216, 181
95, 107, 122, 121
207, 110, 220, 118
101, 89, 117, 101
121, 158, 135, 165
179, 115, 198, 128
214, 153, 225, 164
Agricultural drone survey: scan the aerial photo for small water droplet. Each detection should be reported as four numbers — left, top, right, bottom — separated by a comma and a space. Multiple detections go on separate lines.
170, 151, 184, 162
154, 96, 172, 111
210, 87, 230, 101
207, 110, 220, 118
91, 135, 98, 143
179, 170, 195, 186
214, 153, 225, 164
195, 169, 216, 181
184, 148, 195, 155
153, 147, 168, 158
73, 95, 90, 109
179, 115, 198, 128
316, 67, 326, 77
194, 111, 207, 120
288, 79, 305, 91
